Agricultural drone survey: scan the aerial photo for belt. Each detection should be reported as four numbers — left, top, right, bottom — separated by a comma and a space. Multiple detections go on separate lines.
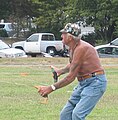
78, 70, 105, 81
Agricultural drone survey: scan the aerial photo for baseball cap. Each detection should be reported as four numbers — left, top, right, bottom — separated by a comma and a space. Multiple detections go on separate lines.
60, 23, 81, 37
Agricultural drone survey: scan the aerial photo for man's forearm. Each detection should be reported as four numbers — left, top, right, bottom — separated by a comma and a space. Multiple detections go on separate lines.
53, 71, 76, 89
58, 64, 70, 75
53, 62, 80, 90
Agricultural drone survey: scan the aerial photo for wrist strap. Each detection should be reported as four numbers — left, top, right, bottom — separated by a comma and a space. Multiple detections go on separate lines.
51, 85, 56, 91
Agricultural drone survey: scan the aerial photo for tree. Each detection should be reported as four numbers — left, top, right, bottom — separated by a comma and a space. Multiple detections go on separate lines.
52, 0, 118, 43
0, 0, 39, 37
71, 0, 118, 43
1, 0, 118, 43
0, 0, 12, 21
31, 0, 69, 39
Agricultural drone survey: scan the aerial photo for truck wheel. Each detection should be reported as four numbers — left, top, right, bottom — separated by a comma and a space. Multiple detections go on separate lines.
47, 47, 56, 56
31, 54, 37, 57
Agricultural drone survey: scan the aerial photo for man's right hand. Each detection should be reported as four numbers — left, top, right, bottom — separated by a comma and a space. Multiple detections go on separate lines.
50, 66, 58, 83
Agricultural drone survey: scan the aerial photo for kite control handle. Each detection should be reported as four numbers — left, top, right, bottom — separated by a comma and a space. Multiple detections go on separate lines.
50, 66, 58, 83
34, 86, 48, 97
34, 86, 48, 104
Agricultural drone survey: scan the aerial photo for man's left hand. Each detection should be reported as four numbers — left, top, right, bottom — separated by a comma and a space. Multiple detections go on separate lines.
37, 86, 53, 97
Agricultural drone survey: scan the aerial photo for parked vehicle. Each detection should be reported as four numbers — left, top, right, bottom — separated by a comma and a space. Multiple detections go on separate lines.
12, 33, 65, 57
0, 40, 27, 58
110, 38, 118, 46
100, 38, 118, 47
95, 45, 118, 58
0, 23, 16, 37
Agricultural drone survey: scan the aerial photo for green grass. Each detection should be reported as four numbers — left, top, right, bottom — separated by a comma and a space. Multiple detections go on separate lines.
0, 57, 118, 120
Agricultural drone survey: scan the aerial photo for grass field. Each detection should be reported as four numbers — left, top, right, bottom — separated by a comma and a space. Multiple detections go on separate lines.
0, 57, 118, 120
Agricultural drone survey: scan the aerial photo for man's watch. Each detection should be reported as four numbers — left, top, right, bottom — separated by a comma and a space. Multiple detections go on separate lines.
51, 85, 56, 91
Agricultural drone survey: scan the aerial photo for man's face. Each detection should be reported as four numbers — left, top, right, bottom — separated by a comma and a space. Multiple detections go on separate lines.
61, 33, 70, 45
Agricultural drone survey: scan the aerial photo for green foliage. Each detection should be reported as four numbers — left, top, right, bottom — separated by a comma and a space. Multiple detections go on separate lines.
1, 0, 118, 42
81, 33, 96, 46
32, 0, 68, 38
76, 0, 118, 42
0, 29, 8, 37
0, 0, 12, 20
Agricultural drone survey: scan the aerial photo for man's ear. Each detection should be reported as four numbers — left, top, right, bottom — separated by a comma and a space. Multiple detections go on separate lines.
68, 34, 73, 41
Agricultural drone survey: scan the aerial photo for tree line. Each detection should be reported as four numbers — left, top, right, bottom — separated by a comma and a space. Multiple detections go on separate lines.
0, 0, 118, 44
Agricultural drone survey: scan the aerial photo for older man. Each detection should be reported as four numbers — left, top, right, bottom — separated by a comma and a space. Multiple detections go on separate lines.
38, 23, 107, 120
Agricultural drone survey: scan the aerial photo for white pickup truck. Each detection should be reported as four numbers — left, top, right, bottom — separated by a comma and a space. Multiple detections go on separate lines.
12, 33, 65, 57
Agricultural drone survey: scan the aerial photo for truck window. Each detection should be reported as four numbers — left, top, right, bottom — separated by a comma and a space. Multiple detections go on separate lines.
41, 35, 54, 41
27, 35, 39, 42
0, 24, 5, 29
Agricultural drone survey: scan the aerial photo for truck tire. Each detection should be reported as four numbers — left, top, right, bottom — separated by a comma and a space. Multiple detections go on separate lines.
46, 47, 56, 56
31, 54, 37, 57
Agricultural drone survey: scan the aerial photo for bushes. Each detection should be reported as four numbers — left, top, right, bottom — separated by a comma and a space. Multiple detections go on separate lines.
0, 29, 8, 37
81, 33, 96, 46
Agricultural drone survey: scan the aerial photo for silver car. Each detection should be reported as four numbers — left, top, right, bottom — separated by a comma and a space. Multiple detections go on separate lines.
95, 45, 118, 58
0, 40, 27, 58
110, 38, 118, 46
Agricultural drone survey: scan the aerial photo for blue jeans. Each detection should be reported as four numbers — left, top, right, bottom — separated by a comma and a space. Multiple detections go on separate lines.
60, 74, 107, 120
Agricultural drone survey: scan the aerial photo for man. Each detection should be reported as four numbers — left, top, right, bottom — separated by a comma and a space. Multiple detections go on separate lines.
38, 23, 107, 120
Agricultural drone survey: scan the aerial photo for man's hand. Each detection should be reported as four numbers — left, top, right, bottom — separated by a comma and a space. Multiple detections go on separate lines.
50, 66, 60, 75
50, 66, 58, 83
34, 85, 53, 97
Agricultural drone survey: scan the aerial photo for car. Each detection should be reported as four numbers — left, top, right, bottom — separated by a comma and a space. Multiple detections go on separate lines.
98, 38, 118, 48
0, 23, 16, 37
110, 38, 118, 46
0, 40, 27, 58
95, 45, 118, 58
103, 38, 118, 46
